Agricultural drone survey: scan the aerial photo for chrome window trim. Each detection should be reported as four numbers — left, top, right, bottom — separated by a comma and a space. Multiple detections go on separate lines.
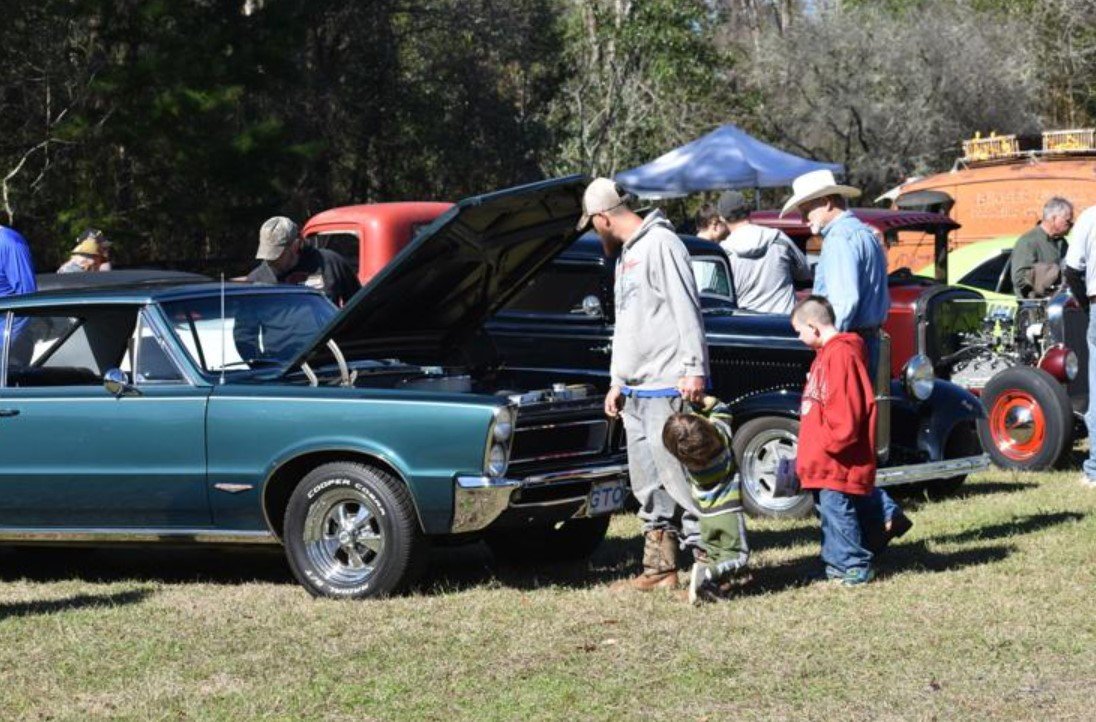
1, 309, 9, 388
0, 528, 277, 545
133, 308, 193, 386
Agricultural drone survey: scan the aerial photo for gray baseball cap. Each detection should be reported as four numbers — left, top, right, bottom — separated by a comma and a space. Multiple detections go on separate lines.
716, 191, 748, 219
256, 216, 300, 261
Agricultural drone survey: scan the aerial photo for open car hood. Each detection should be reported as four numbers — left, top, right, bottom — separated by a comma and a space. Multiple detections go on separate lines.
286, 175, 588, 371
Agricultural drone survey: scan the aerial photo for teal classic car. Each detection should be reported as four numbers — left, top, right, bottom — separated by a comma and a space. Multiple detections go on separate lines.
0, 177, 629, 598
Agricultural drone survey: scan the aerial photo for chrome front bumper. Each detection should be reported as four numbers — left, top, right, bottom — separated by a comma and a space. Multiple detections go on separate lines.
450, 463, 629, 534
875, 454, 991, 488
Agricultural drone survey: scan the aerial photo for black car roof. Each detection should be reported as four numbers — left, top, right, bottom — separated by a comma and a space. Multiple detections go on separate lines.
560, 231, 726, 263
12, 271, 323, 307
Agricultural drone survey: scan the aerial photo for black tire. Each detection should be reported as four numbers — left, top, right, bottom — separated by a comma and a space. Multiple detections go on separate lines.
732, 416, 813, 519
976, 366, 1072, 471
283, 462, 425, 599
485, 515, 611, 564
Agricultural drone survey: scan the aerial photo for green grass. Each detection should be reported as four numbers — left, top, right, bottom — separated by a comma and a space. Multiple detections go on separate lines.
1, 469, 1094, 721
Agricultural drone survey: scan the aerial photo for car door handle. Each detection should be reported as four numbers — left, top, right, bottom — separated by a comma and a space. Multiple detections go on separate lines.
0, 409, 20, 417
589, 343, 612, 355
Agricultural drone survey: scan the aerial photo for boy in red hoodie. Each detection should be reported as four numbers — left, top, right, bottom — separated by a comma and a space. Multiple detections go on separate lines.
792, 295, 887, 586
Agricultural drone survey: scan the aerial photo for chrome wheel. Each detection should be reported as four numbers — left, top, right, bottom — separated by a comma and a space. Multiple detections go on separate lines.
732, 416, 812, 518
741, 428, 800, 512
302, 489, 385, 588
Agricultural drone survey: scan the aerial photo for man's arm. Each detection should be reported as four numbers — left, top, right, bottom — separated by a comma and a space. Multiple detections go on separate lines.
1011, 238, 1036, 298
816, 239, 860, 331
780, 232, 812, 282
658, 238, 708, 389
2, 238, 37, 295
1064, 265, 1089, 312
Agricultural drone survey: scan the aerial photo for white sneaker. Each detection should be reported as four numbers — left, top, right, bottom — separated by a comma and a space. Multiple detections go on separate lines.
1081, 474, 1096, 488
688, 564, 707, 606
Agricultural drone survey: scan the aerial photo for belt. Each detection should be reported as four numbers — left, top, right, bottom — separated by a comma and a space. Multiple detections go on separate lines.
619, 386, 679, 398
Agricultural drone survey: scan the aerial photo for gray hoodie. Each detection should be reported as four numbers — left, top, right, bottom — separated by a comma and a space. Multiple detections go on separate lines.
720, 223, 811, 315
611, 210, 709, 389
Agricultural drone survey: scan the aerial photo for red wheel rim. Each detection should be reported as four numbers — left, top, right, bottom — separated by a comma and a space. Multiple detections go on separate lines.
988, 390, 1046, 462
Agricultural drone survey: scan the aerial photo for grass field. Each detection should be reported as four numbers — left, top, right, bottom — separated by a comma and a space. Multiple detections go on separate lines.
1, 468, 1093, 721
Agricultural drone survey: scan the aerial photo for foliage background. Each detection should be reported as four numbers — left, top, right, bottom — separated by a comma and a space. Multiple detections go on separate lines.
2, 0, 1095, 271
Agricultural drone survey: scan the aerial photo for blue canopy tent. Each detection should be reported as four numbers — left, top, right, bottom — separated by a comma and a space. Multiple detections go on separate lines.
615, 124, 844, 199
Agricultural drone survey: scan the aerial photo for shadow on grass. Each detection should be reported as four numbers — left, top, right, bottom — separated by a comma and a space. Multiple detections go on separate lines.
0, 547, 295, 586
418, 535, 640, 594
883, 481, 1037, 512
0, 588, 153, 621
928, 511, 1085, 545
734, 542, 1017, 596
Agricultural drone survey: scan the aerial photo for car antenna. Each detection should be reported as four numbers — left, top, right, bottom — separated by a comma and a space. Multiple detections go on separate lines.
219, 272, 227, 386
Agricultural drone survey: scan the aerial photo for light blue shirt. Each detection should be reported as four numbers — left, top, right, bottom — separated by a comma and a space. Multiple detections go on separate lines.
812, 211, 889, 331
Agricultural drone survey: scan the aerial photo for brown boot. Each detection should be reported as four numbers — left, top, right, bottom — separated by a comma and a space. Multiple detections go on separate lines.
610, 529, 680, 592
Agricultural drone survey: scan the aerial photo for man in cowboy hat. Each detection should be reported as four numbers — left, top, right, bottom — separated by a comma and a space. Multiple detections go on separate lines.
579, 177, 708, 591
781, 169, 912, 544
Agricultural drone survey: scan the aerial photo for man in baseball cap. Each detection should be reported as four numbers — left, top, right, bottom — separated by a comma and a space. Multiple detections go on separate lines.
579, 177, 709, 591
247, 216, 360, 306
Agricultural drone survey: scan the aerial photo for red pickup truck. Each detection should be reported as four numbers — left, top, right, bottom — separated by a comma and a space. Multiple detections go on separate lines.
302, 202, 453, 285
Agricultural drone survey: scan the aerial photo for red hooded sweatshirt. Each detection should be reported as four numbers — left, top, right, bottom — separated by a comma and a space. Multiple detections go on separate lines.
796, 332, 877, 495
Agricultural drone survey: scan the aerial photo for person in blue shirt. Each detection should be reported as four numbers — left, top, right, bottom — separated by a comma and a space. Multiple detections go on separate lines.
780, 171, 912, 544
0, 225, 38, 364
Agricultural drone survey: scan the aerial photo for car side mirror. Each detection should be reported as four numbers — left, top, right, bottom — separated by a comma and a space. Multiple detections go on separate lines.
104, 368, 140, 397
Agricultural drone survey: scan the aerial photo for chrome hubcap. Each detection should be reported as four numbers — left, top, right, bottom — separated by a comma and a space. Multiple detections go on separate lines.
741, 428, 802, 512
1003, 405, 1035, 444
303, 488, 385, 587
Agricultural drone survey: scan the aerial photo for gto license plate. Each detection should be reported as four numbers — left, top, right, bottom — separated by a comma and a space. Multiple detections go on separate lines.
587, 479, 627, 516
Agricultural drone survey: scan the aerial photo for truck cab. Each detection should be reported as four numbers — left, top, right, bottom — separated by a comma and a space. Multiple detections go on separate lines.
302, 202, 453, 284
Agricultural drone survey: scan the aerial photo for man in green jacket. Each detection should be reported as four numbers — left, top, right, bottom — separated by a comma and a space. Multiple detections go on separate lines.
1011, 197, 1074, 298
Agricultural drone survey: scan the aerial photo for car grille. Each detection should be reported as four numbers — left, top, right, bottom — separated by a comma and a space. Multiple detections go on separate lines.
511, 419, 610, 463
1065, 306, 1089, 414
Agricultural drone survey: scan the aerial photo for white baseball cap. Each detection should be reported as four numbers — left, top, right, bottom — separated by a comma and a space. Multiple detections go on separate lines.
577, 178, 631, 231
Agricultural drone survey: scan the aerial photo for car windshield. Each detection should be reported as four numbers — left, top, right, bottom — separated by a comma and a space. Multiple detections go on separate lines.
161, 292, 337, 374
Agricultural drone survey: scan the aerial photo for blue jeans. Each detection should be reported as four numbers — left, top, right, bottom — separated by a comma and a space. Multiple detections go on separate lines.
814, 489, 885, 576
876, 487, 901, 523
1085, 309, 1096, 479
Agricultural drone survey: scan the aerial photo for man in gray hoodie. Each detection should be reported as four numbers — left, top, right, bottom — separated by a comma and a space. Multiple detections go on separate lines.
718, 190, 811, 314
578, 177, 709, 591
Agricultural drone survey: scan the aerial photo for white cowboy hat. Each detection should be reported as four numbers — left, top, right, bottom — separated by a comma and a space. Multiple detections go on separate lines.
779, 169, 861, 218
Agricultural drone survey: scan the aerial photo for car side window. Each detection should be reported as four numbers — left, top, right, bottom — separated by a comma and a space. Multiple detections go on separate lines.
691, 256, 736, 305
500, 262, 607, 320
122, 314, 185, 384
308, 231, 360, 273
3, 306, 138, 388
958, 252, 1010, 293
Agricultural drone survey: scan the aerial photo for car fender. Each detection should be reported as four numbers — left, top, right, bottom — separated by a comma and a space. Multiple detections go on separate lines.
897, 379, 985, 461
725, 387, 801, 427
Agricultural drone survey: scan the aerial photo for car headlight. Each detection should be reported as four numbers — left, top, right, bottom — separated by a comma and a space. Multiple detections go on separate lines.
484, 405, 516, 477
1066, 350, 1079, 381
1039, 344, 1079, 382
904, 354, 935, 401
493, 406, 515, 443
486, 443, 508, 476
